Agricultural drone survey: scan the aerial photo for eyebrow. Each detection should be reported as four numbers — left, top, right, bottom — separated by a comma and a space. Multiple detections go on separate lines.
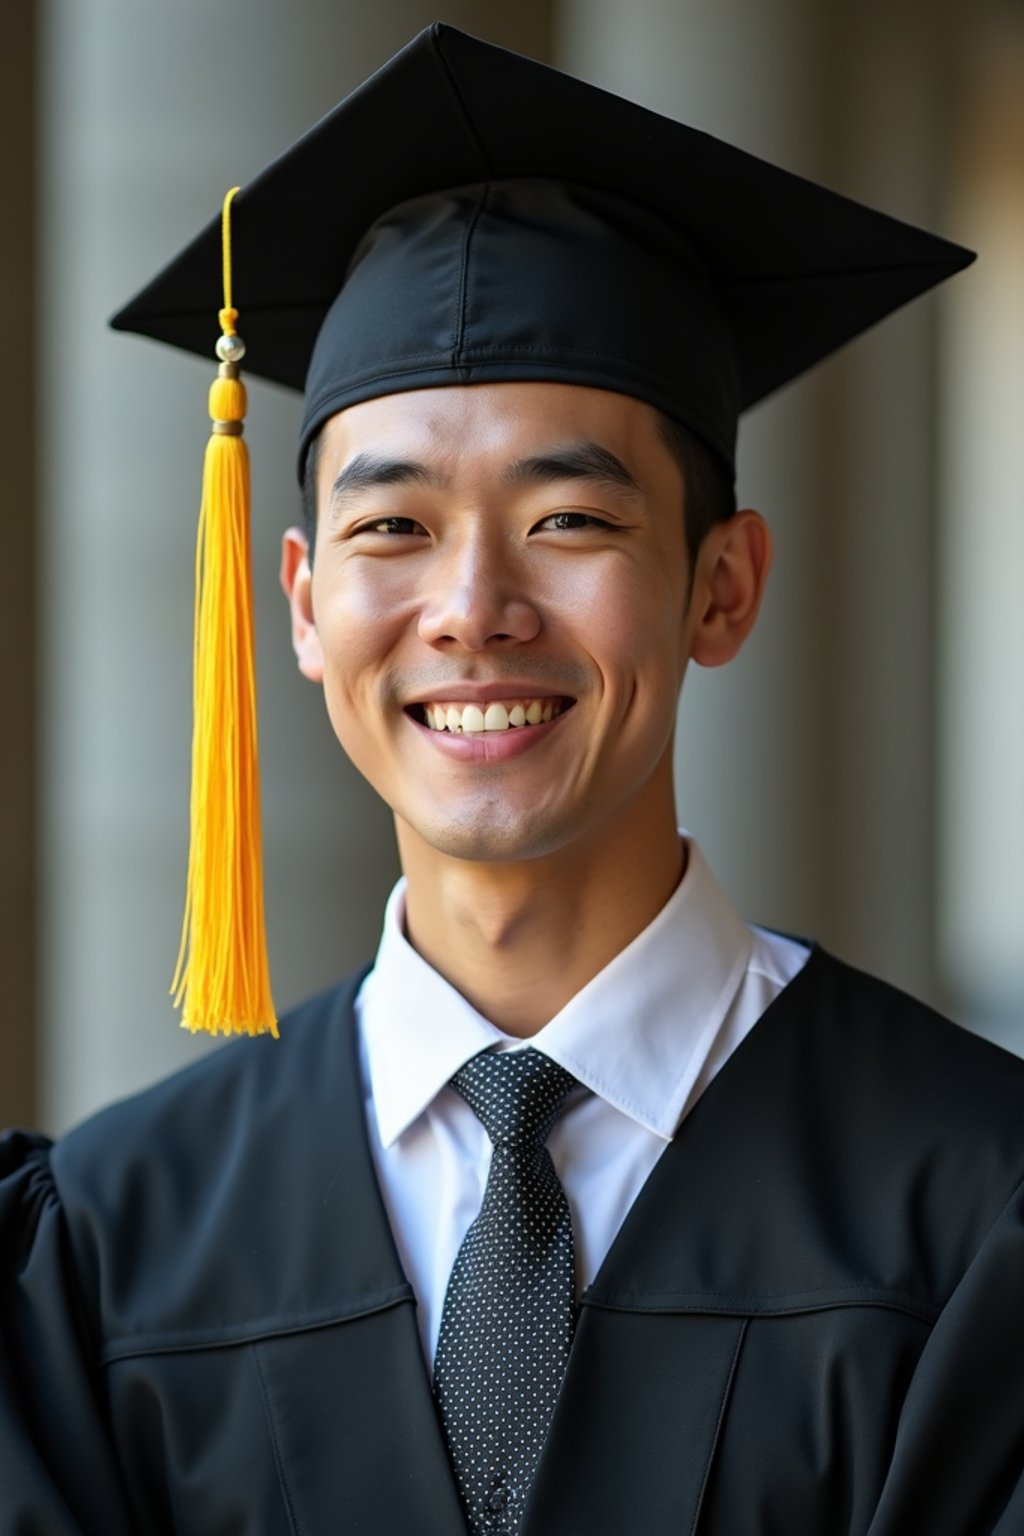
328, 453, 449, 516
327, 438, 641, 520
502, 440, 641, 497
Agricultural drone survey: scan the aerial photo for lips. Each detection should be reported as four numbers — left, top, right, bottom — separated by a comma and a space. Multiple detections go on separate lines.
409, 697, 572, 733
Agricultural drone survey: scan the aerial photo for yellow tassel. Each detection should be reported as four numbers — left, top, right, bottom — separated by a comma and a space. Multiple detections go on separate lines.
170, 187, 278, 1038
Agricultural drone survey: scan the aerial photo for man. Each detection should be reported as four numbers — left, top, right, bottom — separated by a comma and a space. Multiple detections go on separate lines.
2, 24, 1023, 1535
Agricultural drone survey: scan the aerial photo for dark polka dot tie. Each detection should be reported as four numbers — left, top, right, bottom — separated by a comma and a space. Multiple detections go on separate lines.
433, 1047, 579, 1535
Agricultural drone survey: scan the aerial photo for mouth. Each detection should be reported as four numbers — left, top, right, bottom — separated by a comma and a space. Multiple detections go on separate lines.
406, 696, 575, 735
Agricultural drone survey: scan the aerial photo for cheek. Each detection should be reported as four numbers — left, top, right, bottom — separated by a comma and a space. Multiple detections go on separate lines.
561, 557, 687, 699
316, 553, 397, 625
311, 569, 408, 730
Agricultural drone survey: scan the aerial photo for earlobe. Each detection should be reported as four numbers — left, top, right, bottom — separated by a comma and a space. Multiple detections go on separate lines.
689, 510, 772, 669
279, 527, 324, 683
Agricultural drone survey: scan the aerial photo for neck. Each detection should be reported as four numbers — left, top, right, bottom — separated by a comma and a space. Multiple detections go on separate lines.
397, 789, 685, 1038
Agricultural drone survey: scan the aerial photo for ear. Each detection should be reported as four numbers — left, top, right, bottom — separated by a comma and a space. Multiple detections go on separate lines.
279, 527, 324, 682
688, 509, 772, 669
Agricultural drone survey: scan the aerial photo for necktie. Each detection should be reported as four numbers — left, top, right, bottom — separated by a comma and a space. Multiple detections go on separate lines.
433, 1048, 578, 1534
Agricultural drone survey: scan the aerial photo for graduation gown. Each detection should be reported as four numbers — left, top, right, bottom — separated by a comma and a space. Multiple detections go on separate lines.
3, 948, 1024, 1534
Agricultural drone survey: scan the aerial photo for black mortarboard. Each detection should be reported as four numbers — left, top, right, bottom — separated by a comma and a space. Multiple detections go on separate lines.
109, 25, 973, 1039
111, 21, 973, 476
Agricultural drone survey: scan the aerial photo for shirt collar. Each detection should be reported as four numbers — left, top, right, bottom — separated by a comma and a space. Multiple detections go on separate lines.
360, 881, 505, 1148
360, 835, 753, 1148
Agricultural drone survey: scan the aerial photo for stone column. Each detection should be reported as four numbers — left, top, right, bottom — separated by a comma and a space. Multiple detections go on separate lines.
937, 6, 1024, 1050
0, 1, 37, 1129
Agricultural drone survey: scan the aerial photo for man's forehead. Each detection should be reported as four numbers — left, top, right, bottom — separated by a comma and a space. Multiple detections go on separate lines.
318, 382, 664, 474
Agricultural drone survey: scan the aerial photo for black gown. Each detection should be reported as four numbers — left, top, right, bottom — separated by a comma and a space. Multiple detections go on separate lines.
3, 947, 1023, 1534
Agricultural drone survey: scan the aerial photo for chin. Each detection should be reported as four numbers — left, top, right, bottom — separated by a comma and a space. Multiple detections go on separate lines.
404, 801, 585, 865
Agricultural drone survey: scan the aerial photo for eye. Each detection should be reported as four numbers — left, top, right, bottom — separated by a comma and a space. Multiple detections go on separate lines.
359, 516, 427, 536
535, 511, 614, 532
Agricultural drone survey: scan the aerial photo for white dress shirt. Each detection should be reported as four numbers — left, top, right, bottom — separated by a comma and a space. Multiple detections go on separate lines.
355, 837, 810, 1366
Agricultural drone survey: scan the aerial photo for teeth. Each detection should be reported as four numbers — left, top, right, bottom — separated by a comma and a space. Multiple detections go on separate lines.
420, 698, 565, 733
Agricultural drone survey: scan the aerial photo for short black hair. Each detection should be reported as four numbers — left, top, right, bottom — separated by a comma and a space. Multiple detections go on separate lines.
654, 411, 736, 565
301, 407, 734, 567
301, 431, 321, 556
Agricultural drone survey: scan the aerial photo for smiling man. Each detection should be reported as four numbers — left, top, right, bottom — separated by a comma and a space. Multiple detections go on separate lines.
3, 24, 1024, 1536
282, 383, 769, 1040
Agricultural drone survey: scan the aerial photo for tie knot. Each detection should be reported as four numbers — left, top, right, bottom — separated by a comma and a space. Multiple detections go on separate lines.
450, 1048, 578, 1148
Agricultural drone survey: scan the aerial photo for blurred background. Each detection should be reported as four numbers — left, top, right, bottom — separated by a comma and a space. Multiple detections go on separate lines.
1, 0, 1021, 1136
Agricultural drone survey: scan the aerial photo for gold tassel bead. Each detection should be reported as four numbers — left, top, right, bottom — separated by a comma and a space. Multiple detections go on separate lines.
208, 372, 247, 426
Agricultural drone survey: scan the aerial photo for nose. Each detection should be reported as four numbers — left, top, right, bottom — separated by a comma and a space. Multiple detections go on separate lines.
416, 530, 541, 651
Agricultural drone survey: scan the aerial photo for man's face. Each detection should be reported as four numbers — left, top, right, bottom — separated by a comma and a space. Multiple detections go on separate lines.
293, 382, 707, 865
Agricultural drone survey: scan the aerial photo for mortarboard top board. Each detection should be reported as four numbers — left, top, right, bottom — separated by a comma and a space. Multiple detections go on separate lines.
109, 24, 975, 1041
110, 21, 974, 477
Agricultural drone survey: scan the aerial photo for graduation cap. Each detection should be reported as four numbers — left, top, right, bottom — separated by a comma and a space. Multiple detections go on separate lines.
110, 23, 973, 1038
